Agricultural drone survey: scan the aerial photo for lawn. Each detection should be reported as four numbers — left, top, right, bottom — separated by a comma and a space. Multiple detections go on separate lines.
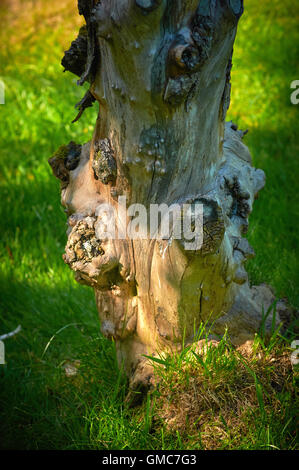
0, 0, 298, 450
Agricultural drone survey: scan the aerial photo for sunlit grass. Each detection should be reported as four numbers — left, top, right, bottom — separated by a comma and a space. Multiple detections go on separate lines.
227, 0, 299, 306
146, 329, 298, 450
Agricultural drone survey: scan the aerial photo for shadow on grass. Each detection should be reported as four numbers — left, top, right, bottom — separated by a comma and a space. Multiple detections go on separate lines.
0, 274, 129, 450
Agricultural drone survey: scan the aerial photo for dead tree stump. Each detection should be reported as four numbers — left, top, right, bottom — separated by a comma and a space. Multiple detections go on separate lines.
49, 0, 291, 393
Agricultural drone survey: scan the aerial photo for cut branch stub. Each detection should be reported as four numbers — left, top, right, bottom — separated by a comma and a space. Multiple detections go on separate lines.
48, 141, 82, 188
72, 89, 96, 123
61, 1, 98, 122
61, 25, 88, 79
200, 199, 225, 256
77, 0, 99, 86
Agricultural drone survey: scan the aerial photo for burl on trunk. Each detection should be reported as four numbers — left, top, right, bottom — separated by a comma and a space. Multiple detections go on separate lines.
49, 0, 289, 393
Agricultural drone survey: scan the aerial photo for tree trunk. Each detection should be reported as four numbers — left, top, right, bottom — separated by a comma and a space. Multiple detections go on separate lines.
49, 0, 289, 393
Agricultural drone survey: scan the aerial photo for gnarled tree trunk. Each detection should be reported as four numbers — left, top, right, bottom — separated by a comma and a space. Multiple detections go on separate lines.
49, 0, 289, 393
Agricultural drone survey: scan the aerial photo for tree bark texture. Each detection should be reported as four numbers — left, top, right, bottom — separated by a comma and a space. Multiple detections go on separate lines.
49, 0, 291, 392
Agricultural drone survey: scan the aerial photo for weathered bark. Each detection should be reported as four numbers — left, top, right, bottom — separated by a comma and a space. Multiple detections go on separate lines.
49, 0, 291, 393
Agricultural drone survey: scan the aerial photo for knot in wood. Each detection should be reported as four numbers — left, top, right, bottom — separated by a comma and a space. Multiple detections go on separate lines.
170, 43, 201, 73
61, 26, 88, 78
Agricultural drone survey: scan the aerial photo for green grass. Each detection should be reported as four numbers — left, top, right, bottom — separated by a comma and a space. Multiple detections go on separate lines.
227, 1, 299, 306
0, 0, 298, 450
145, 328, 298, 450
